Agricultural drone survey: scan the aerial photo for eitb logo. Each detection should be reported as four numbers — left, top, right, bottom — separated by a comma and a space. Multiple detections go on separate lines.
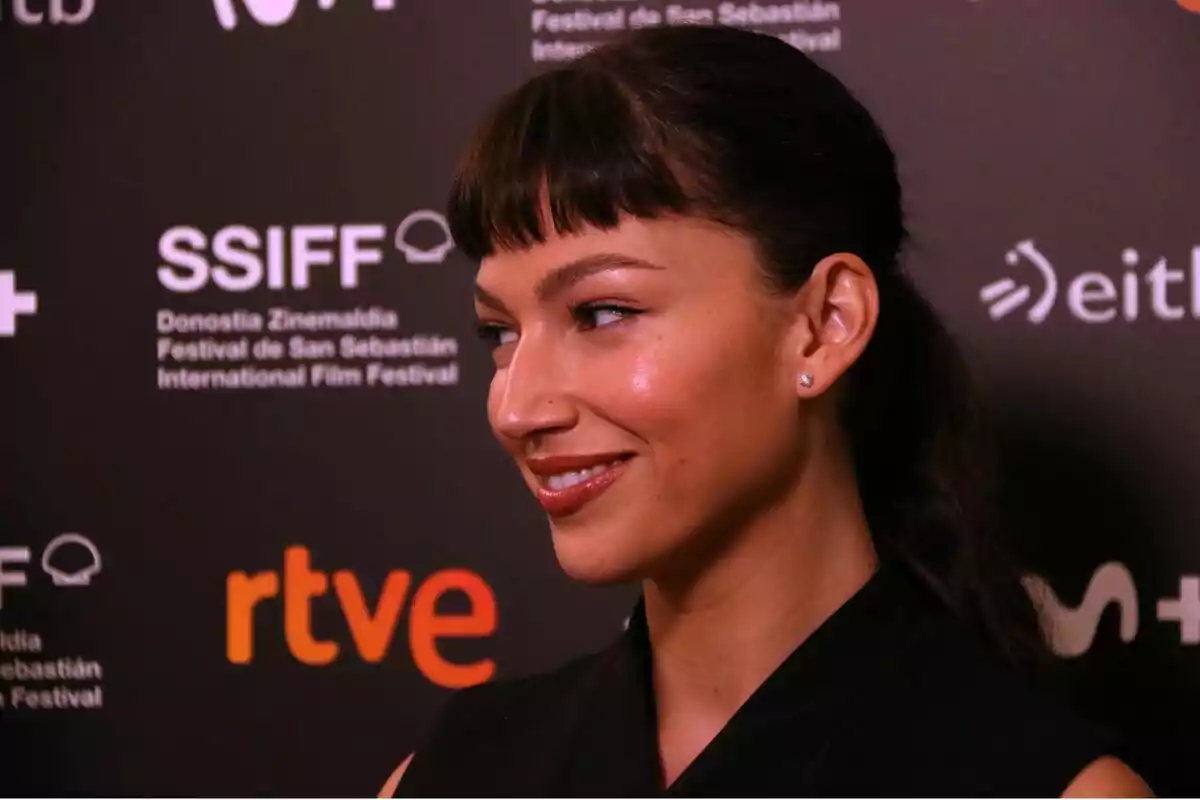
0, 0, 94, 26
980, 239, 1200, 324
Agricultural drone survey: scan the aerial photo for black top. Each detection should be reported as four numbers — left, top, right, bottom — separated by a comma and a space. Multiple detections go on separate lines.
395, 562, 1118, 797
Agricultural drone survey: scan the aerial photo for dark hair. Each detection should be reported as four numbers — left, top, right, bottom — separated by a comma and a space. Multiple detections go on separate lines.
446, 25, 1046, 667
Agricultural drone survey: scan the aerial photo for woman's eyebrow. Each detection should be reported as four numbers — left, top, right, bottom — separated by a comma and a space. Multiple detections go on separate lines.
475, 253, 666, 312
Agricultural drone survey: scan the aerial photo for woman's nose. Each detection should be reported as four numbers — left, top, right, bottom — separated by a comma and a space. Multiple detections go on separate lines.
491, 336, 579, 441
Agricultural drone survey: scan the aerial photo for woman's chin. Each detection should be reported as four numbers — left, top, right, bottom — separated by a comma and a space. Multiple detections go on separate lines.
549, 527, 647, 585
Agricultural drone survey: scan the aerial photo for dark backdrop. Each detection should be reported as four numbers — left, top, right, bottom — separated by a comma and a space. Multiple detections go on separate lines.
1, 1, 1197, 795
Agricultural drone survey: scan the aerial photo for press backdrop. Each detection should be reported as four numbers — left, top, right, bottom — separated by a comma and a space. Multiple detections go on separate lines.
2, 0, 1198, 795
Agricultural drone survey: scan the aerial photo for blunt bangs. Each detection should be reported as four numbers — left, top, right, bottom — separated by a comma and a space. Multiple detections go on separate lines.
446, 65, 703, 261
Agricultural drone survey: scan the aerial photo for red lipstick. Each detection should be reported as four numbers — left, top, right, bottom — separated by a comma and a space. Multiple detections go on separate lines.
526, 453, 634, 518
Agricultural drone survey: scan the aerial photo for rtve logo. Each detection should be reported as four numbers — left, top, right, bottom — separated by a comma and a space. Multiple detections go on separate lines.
1023, 563, 1200, 657
212, 0, 394, 30
980, 240, 1200, 324
0, 0, 93, 26
157, 212, 454, 293
226, 546, 498, 688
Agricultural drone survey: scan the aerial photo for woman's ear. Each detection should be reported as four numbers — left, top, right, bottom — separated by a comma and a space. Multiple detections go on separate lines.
791, 252, 880, 397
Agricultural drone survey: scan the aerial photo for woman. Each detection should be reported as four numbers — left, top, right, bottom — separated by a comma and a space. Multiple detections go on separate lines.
381, 25, 1151, 797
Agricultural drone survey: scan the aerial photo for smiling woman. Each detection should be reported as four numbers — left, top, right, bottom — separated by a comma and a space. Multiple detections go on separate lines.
380, 25, 1152, 798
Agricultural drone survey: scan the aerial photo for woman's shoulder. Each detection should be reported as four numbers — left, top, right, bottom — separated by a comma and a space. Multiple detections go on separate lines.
900, 600, 1101, 732
828, 584, 1129, 795
858, 567, 1106, 733
390, 638, 624, 796
437, 638, 617, 727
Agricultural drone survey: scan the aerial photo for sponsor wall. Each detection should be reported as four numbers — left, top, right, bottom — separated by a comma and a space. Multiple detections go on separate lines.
1, 0, 1197, 795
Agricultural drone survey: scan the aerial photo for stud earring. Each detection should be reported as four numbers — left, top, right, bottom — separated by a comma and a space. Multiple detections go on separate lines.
799, 373, 814, 389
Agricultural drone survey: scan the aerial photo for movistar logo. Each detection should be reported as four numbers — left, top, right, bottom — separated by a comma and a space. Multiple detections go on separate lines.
1023, 563, 1139, 658
980, 239, 1200, 324
212, 0, 394, 31
1026, 563, 1200, 655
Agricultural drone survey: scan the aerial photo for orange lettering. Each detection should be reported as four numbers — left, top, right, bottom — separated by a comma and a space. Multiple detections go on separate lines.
283, 545, 338, 665
333, 569, 412, 662
409, 569, 498, 688
226, 571, 280, 664
225, 549, 499, 678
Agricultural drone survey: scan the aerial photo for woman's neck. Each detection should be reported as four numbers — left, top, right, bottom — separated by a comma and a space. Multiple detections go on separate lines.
640, 445, 878, 769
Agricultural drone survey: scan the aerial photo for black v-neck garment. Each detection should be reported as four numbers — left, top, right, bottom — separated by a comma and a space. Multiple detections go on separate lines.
394, 563, 1118, 797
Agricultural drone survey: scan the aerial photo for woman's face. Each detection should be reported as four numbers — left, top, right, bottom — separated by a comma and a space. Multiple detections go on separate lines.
473, 214, 816, 585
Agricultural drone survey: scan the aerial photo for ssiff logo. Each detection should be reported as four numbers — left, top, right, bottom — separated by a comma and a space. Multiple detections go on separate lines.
0, 534, 102, 610
226, 545, 497, 688
157, 211, 454, 293
981, 239, 1200, 323
212, 0, 394, 30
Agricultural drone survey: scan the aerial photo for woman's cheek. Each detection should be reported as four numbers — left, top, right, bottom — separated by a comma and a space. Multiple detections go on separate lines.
610, 363, 713, 455
614, 351, 677, 414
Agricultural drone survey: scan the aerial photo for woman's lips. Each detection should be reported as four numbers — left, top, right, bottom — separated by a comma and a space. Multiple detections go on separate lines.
533, 457, 633, 518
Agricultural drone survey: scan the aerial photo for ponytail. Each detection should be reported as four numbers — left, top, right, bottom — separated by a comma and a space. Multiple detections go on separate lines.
843, 268, 1047, 668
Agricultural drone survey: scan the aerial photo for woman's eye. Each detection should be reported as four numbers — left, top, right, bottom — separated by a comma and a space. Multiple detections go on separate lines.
474, 305, 639, 349
474, 323, 517, 348
575, 304, 641, 330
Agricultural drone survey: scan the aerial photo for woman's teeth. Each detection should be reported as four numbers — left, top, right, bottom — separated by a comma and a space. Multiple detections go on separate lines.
545, 460, 626, 491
